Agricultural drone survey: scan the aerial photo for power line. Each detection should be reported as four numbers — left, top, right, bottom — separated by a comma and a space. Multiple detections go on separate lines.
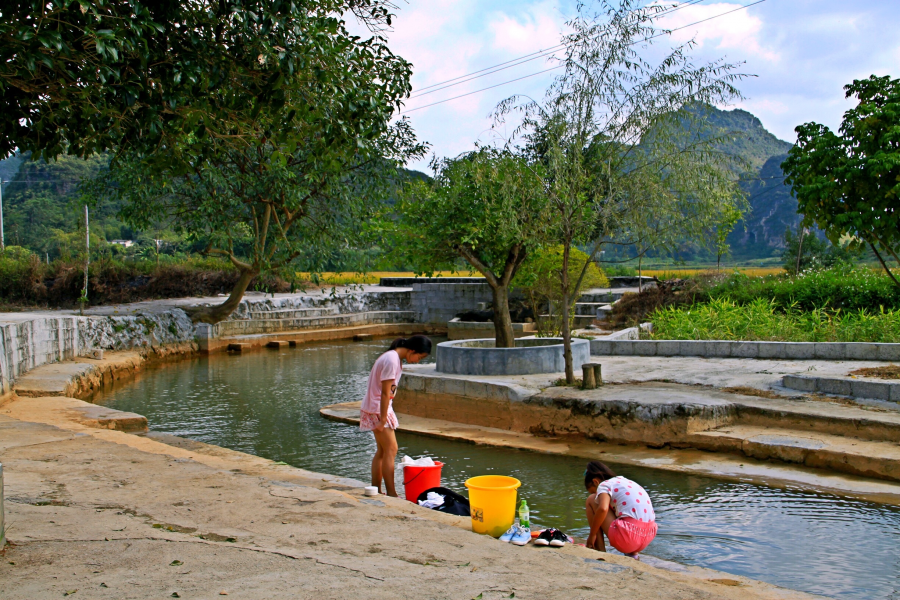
411, 0, 709, 97
401, 0, 768, 114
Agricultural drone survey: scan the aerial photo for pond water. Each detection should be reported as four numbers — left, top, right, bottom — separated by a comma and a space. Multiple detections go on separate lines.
92, 338, 900, 599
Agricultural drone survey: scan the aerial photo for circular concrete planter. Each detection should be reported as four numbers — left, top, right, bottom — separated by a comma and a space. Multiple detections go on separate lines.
435, 337, 591, 376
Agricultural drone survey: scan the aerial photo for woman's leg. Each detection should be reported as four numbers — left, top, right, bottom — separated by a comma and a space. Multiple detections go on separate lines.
584, 494, 606, 551
373, 428, 399, 497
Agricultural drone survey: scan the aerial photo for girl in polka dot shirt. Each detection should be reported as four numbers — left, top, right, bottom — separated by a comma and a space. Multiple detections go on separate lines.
584, 460, 658, 559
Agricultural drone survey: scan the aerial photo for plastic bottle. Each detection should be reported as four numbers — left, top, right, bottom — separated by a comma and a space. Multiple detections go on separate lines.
518, 499, 530, 529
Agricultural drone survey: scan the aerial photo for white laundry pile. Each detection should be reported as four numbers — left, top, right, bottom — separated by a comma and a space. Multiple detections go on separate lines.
418, 491, 445, 509
400, 455, 435, 467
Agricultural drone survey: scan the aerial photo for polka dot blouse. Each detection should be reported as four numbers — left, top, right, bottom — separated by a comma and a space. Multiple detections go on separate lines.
597, 476, 656, 523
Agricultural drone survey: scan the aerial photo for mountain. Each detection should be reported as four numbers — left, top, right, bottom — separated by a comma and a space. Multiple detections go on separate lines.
702, 107, 800, 260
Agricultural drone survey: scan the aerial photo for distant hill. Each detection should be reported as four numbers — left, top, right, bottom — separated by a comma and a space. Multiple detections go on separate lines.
700, 106, 799, 260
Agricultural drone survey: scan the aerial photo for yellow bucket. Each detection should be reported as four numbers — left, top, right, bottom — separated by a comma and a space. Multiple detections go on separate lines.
465, 475, 521, 537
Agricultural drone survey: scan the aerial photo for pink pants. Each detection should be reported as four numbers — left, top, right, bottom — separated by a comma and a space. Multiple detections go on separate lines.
607, 516, 658, 555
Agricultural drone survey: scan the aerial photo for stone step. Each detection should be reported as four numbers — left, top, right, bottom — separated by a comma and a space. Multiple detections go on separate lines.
579, 291, 626, 303
216, 311, 416, 336
686, 425, 900, 482
575, 302, 608, 316
241, 308, 338, 320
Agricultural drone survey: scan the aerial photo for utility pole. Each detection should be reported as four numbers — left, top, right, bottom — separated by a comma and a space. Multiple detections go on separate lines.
0, 179, 5, 250
81, 205, 89, 313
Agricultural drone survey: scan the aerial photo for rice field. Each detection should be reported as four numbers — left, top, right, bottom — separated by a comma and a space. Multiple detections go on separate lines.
295, 271, 483, 285
641, 267, 783, 278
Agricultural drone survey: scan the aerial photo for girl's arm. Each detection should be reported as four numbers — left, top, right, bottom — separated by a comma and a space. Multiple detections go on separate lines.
375, 378, 393, 431
587, 493, 611, 550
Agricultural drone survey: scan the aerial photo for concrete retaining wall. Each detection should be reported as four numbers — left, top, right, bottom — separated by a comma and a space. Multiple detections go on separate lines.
412, 282, 493, 324
590, 339, 900, 360
435, 337, 591, 376
0, 311, 196, 395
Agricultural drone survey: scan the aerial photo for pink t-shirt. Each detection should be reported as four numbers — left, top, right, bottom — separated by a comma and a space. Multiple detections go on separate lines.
361, 350, 402, 414
597, 476, 655, 523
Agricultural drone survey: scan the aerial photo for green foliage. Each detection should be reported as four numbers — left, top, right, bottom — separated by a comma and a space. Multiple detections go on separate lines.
394, 147, 550, 345
782, 75, 900, 282
649, 297, 900, 343
493, 0, 748, 378
515, 246, 608, 335
781, 229, 859, 274
2, 0, 406, 161
395, 148, 549, 280
706, 266, 900, 312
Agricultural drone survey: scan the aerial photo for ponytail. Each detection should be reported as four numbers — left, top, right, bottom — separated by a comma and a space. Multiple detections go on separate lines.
584, 460, 616, 489
390, 335, 433, 355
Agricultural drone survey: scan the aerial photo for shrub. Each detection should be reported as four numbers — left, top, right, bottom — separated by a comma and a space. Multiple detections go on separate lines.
648, 297, 900, 343
514, 245, 609, 334
707, 265, 900, 312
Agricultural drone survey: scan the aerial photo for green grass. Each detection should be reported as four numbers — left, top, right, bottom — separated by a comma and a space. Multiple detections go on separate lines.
648, 297, 900, 343
706, 265, 900, 312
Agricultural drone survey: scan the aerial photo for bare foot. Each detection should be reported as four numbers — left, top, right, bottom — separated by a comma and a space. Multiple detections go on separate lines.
626, 553, 640, 560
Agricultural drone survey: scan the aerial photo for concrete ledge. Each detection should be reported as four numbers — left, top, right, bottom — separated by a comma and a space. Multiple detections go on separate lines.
591, 339, 900, 360
447, 319, 536, 340
783, 374, 900, 402
436, 337, 591, 376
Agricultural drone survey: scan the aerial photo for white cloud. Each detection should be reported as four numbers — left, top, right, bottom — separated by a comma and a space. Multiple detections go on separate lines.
658, 2, 779, 62
373, 0, 900, 167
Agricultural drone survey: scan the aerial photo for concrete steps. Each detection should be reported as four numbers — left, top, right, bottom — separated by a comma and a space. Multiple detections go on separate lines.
686, 425, 900, 481
575, 302, 607, 316
783, 373, 900, 403
214, 310, 416, 337
241, 308, 338, 320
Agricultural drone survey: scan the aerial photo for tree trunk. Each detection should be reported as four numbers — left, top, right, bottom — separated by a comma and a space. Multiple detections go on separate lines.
490, 284, 516, 348
188, 266, 259, 324
561, 242, 574, 383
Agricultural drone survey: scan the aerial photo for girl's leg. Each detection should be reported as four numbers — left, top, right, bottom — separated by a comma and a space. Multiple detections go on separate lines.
371, 438, 385, 492
373, 427, 399, 497
584, 494, 606, 551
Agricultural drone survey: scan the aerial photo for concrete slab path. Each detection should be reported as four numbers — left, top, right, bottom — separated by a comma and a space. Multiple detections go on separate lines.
0, 401, 820, 600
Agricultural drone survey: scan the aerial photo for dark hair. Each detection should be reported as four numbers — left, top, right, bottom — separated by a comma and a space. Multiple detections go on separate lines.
584, 461, 616, 489
389, 335, 433, 355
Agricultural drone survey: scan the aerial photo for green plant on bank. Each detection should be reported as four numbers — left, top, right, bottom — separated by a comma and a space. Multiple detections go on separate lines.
647, 296, 900, 343
782, 75, 900, 286
514, 246, 608, 336
394, 147, 551, 347
706, 265, 900, 312
782, 228, 859, 275
493, 0, 749, 382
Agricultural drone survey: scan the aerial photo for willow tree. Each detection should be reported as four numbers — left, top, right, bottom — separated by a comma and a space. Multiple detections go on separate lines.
83, 1, 424, 323
395, 148, 550, 347
495, 0, 748, 382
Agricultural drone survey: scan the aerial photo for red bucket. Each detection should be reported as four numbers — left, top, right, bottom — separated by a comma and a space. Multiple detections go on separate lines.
402, 461, 443, 503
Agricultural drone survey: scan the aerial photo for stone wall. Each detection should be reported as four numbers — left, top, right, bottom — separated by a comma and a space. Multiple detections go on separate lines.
0, 311, 196, 395
411, 282, 493, 324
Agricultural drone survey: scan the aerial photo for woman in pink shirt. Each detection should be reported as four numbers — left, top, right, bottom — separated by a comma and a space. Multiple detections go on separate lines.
584, 460, 658, 559
361, 336, 432, 496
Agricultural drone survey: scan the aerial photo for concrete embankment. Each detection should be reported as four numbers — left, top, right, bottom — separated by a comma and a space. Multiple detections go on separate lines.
0, 391, 817, 599
392, 358, 900, 484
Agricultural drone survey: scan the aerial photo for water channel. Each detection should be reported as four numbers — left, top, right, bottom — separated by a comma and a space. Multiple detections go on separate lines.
91, 338, 900, 599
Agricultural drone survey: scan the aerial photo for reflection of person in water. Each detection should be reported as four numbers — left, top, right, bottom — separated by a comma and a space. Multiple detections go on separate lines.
360, 336, 432, 496
584, 461, 658, 559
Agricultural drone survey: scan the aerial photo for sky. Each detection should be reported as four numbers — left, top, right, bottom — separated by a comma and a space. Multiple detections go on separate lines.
374, 0, 900, 171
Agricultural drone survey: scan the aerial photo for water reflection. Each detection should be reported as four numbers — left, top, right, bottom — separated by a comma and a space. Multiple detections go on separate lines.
93, 339, 900, 599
